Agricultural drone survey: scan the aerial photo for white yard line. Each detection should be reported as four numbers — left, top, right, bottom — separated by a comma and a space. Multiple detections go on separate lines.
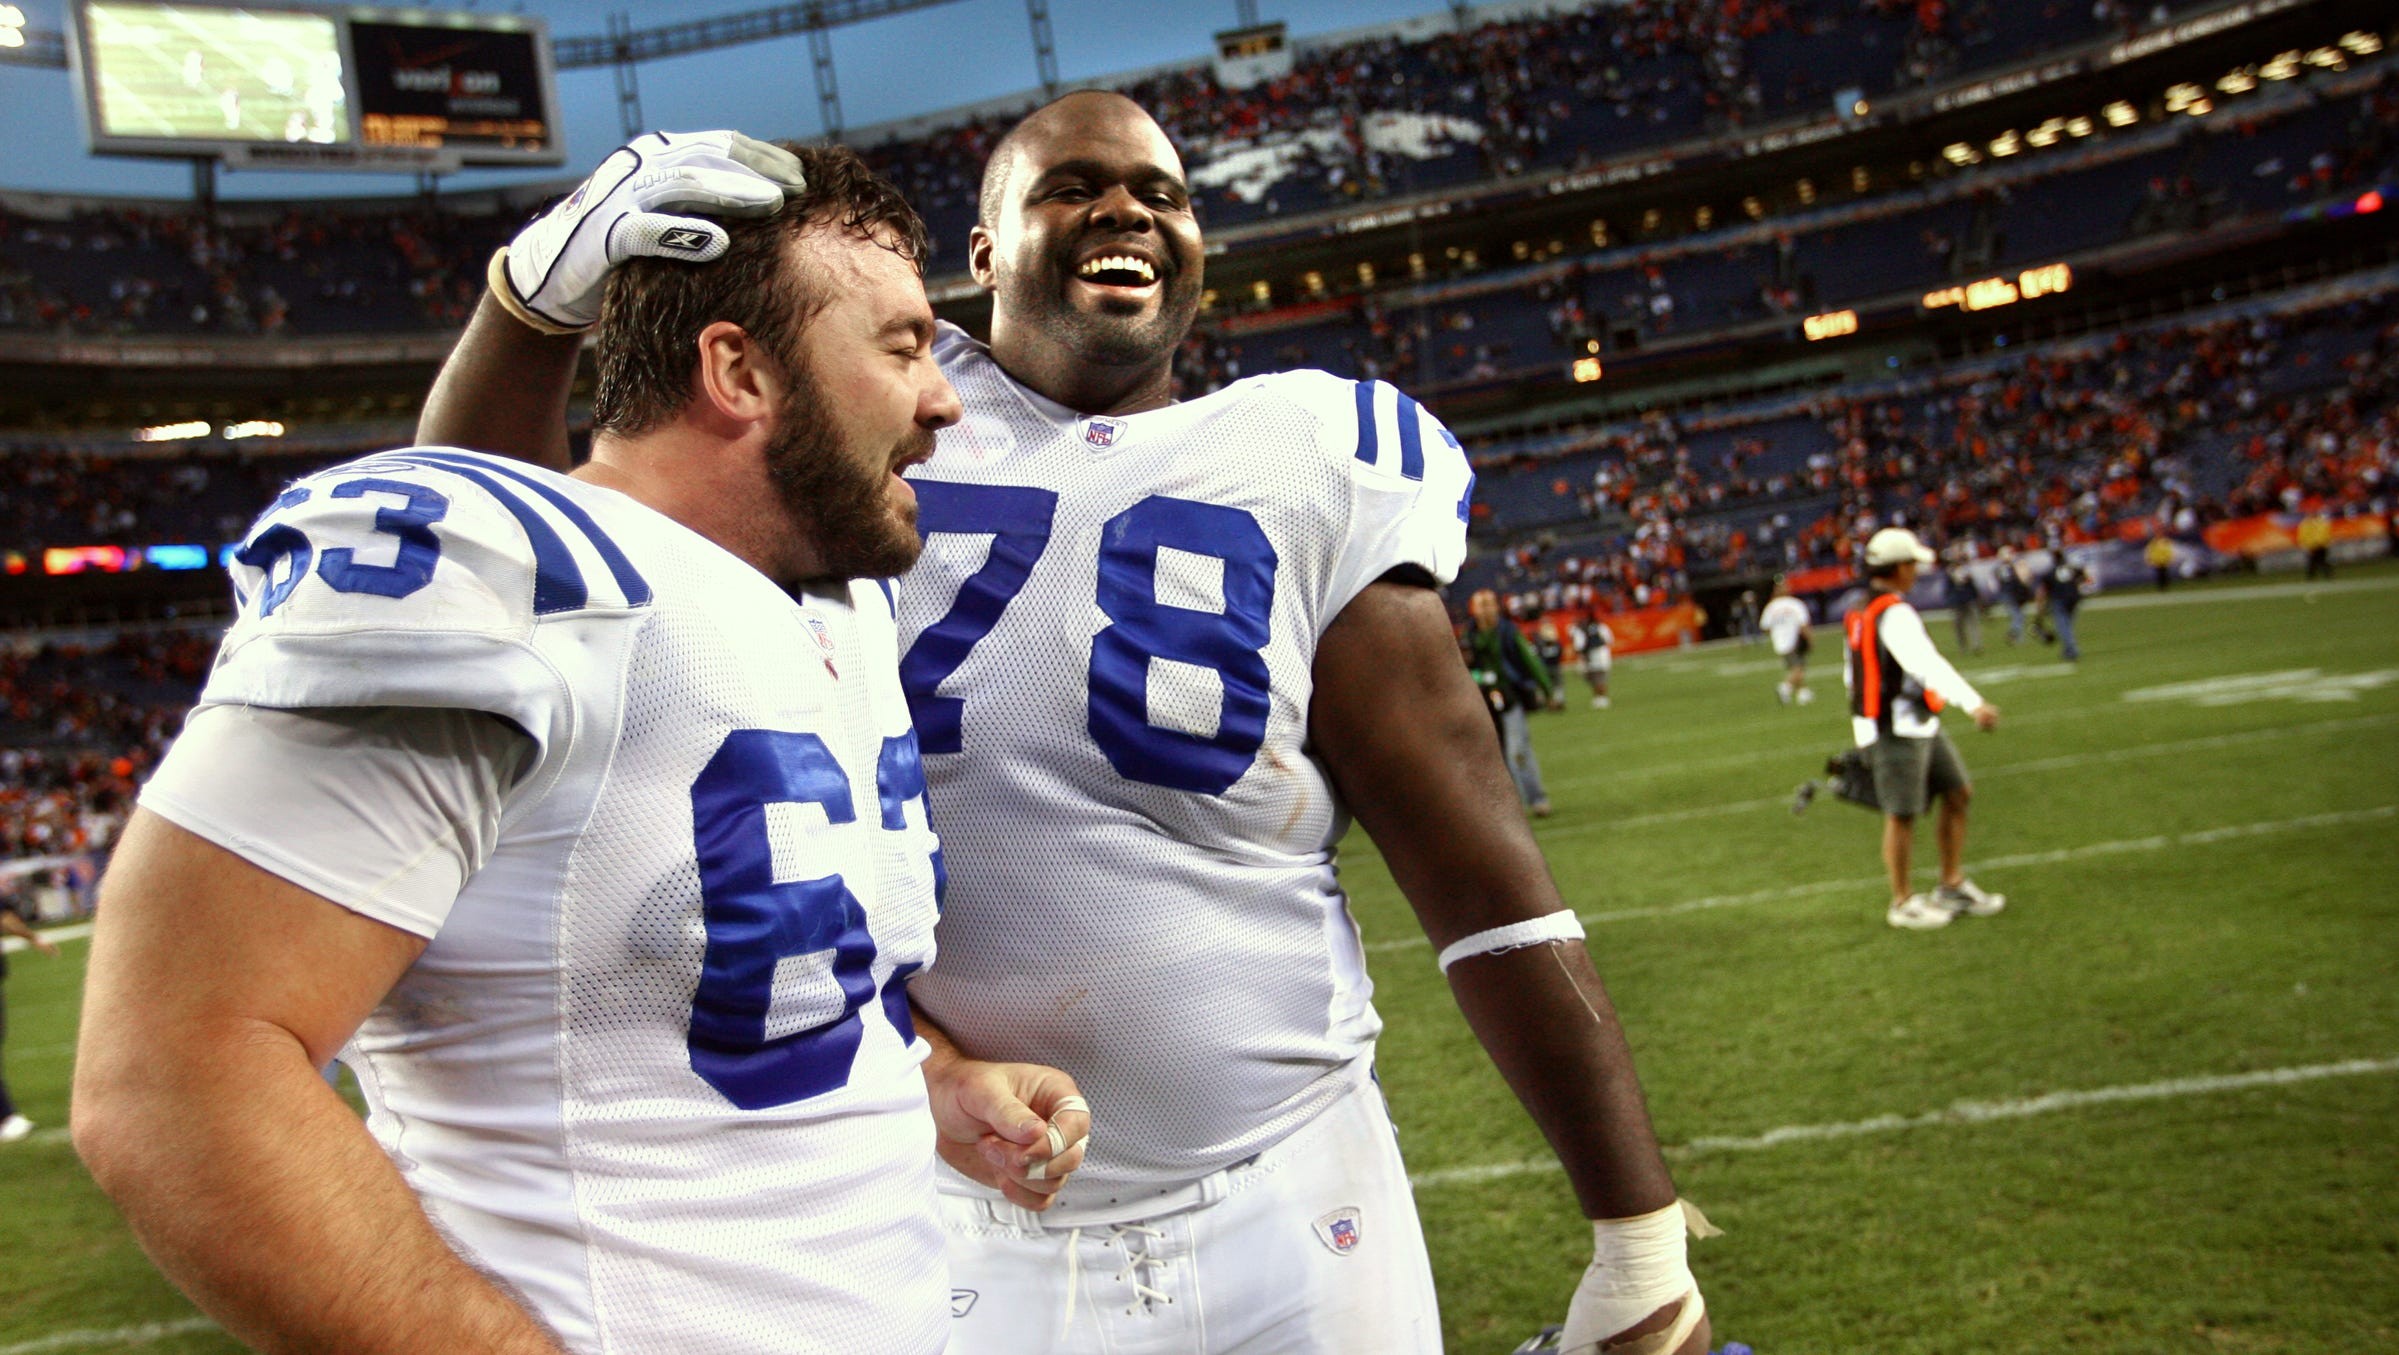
1409, 1055, 2399, 1189
1531, 712, 2399, 840
0, 1318, 218, 1355
2078, 573, 2399, 612
1, 923, 92, 955
1363, 803, 2396, 951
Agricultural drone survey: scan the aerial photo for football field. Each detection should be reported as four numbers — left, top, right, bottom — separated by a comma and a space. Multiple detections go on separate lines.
2, 566, 2394, 1353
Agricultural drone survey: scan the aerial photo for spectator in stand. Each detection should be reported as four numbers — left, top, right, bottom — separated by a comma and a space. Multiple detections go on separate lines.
1465, 589, 1556, 817
1844, 529, 2004, 931
1760, 576, 1814, 705
1, 883, 60, 1143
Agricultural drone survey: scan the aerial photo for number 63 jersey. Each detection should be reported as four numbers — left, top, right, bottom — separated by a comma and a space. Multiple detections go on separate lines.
183, 449, 949, 1354
901, 326, 1473, 1205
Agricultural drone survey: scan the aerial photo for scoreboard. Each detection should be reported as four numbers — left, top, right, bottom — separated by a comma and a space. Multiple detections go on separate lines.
67, 1, 563, 171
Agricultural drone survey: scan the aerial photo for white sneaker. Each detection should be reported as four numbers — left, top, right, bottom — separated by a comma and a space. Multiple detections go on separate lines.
1795, 687, 1815, 705
1592, 696, 1611, 709
0, 1115, 32, 1143
1776, 684, 1791, 705
1936, 879, 2006, 917
1887, 894, 1955, 930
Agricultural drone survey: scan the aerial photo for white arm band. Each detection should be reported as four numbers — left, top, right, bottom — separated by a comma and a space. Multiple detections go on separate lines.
1436, 909, 1587, 974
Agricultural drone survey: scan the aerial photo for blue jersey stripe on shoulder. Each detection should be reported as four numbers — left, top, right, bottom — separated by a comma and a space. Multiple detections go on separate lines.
409, 451, 652, 606
872, 577, 896, 614
1352, 380, 1379, 468
386, 456, 588, 615
1393, 390, 1426, 482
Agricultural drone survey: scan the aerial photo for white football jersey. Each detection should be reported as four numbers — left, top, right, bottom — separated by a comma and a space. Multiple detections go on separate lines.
187, 448, 948, 1353
1761, 595, 1812, 655
899, 325, 1473, 1205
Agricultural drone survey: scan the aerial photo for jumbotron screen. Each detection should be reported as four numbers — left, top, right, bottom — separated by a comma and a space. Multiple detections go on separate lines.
77, 2, 351, 147
68, 1, 563, 169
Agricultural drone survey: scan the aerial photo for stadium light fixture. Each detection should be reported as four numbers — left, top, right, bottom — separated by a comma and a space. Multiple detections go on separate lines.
2163, 83, 2203, 112
0, 5, 22, 48
2217, 68, 2256, 94
1250, 279, 1270, 304
1850, 166, 1871, 192
1571, 357, 1604, 383
2303, 47, 2346, 70
135, 420, 211, 442
1741, 196, 1764, 220
2103, 100, 2140, 126
1941, 141, 1980, 166
1796, 178, 1816, 204
2337, 31, 2380, 56
2026, 119, 2064, 148
2184, 97, 2214, 117
1989, 130, 2023, 157
1803, 310, 1858, 341
2066, 116, 2095, 138
1694, 205, 1714, 230
222, 420, 285, 439
2259, 51, 2301, 80
1355, 262, 1375, 287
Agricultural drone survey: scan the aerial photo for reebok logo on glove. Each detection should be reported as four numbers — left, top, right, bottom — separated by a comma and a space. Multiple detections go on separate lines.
658, 228, 711, 252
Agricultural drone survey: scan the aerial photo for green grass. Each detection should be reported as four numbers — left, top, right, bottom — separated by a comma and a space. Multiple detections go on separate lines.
3, 566, 2394, 1353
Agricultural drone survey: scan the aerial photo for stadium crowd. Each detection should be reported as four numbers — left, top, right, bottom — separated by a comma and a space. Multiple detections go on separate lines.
0, 632, 208, 863
0, 202, 508, 337
0, 0, 2194, 336
1459, 292, 2399, 615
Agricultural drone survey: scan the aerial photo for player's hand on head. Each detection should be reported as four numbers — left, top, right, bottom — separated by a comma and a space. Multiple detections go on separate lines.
924, 1055, 1092, 1211
494, 130, 808, 335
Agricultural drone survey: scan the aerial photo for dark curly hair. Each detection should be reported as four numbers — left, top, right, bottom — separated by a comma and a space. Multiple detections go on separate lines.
591, 142, 931, 438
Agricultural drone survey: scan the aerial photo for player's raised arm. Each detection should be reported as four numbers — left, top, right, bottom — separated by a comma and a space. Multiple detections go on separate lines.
1310, 580, 1710, 1355
418, 131, 809, 468
74, 810, 565, 1355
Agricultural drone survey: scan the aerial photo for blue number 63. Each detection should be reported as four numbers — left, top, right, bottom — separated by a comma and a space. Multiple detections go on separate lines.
686, 728, 928, 1111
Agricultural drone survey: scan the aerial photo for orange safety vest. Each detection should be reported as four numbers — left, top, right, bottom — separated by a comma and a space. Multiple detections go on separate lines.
1845, 591, 1946, 735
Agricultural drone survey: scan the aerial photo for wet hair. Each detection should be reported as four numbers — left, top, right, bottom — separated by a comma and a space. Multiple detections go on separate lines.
591, 142, 930, 439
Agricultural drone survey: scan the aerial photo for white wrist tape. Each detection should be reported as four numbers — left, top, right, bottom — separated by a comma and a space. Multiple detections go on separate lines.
1436, 909, 1586, 973
1560, 1199, 1707, 1350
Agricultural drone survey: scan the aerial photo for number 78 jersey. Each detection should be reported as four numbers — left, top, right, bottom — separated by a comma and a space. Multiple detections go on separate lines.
898, 325, 1474, 1201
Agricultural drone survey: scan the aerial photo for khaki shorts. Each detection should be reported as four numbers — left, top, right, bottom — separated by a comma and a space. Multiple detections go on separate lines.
1868, 728, 1969, 818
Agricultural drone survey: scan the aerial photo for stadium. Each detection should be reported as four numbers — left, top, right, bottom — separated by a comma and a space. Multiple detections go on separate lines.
0, 0, 2394, 1351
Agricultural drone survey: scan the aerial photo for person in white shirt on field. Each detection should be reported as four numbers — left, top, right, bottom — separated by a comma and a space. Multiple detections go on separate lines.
1758, 576, 1814, 705
1576, 614, 1615, 709
1843, 528, 2006, 931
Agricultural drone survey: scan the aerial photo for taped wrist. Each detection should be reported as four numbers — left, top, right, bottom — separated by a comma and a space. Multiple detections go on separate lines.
1567, 1199, 1710, 1343
488, 248, 587, 336
1435, 909, 1586, 974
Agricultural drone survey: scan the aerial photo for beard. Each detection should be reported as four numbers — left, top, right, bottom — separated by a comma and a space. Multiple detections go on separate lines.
763, 367, 930, 582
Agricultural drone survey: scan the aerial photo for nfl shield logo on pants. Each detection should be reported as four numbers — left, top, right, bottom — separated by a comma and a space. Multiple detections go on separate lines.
1313, 1207, 1364, 1256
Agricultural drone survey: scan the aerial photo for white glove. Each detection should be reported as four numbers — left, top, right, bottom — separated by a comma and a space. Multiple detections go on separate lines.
491, 129, 808, 334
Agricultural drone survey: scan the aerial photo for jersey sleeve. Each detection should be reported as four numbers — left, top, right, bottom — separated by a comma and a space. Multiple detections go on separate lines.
199, 452, 579, 757
1310, 377, 1476, 619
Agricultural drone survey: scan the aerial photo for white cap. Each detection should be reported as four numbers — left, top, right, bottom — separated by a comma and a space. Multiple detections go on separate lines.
1864, 526, 1937, 567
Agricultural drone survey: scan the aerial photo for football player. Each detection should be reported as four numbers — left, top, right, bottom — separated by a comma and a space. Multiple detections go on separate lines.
75, 140, 1089, 1355
425, 101, 1709, 1355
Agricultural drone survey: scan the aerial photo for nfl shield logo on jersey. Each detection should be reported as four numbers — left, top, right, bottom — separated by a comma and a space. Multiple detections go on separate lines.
804, 615, 839, 679
1082, 417, 1124, 448
1313, 1207, 1364, 1256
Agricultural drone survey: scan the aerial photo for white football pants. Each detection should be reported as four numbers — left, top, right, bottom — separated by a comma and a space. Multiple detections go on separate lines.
939, 1073, 1443, 1353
